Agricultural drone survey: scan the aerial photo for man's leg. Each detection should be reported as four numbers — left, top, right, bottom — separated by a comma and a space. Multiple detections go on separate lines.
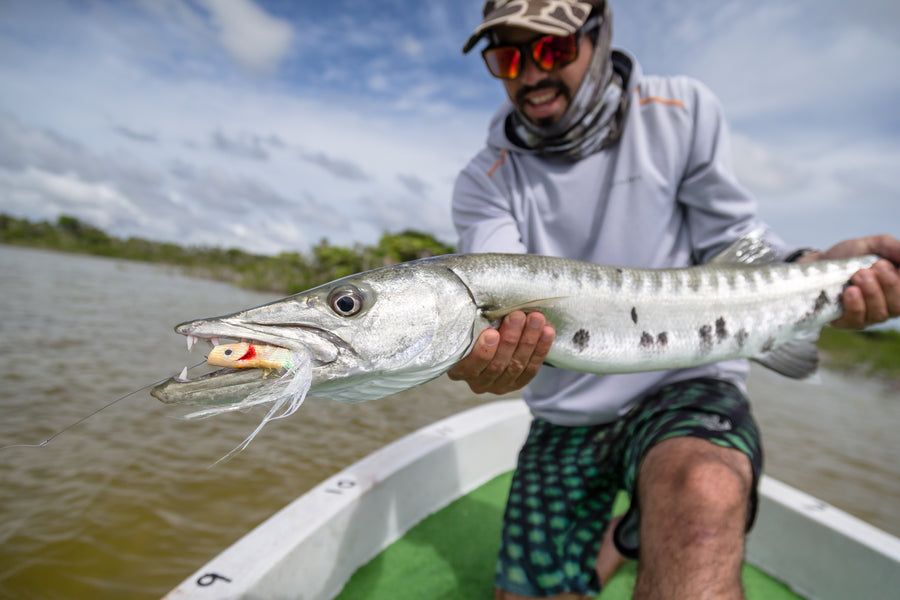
595, 515, 627, 586
494, 516, 628, 599
494, 419, 621, 599
632, 436, 753, 600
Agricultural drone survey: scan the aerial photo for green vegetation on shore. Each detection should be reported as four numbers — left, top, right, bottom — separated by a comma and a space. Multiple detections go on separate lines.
2, 213, 897, 382
0, 213, 454, 294
817, 326, 900, 383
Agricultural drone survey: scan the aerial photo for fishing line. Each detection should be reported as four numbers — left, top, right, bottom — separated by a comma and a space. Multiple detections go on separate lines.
0, 360, 208, 451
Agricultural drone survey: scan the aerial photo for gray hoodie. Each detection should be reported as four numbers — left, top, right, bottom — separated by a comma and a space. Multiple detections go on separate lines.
452, 54, 795, 426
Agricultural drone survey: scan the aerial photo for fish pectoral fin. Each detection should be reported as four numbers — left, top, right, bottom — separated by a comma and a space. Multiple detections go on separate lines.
708, 227, 780, 266
751, 332, 820, 379
481, 297, 568, 322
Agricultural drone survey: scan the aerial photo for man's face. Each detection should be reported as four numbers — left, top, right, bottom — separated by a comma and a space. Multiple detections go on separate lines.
493, 26, 595, 126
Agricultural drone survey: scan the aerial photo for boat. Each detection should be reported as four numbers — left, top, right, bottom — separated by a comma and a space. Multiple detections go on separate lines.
164, 400, 900, 599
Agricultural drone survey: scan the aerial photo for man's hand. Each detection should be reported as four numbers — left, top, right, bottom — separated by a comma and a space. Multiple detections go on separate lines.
447, 311, 555, 395
796, 234, 900, 329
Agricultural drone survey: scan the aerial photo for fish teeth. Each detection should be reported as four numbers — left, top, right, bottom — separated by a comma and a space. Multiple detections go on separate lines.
210, 337, 220, 348
176, 366, 189, 382
186, 335, 197, 351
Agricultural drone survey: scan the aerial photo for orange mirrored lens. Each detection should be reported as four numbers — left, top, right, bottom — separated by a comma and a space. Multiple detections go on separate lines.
484, 46, 521, 79
482, 33, 579, 79
532, 34, 578, 70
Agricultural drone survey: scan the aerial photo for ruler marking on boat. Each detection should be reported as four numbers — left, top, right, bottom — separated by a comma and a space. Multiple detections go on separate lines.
326, 478, 357, 494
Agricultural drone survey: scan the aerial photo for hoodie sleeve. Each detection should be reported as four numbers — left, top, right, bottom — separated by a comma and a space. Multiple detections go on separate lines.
452, 147, 527, 255
675, 78, 794, 264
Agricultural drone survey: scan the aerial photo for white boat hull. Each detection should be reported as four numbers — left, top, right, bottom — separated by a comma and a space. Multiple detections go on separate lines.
165, 400, 900, 600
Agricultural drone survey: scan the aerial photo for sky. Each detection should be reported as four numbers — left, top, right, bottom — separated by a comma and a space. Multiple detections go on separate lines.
0, 0, 898, 255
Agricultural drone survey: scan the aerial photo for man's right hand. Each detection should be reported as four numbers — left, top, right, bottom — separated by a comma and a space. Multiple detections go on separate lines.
447, 311, 555, 395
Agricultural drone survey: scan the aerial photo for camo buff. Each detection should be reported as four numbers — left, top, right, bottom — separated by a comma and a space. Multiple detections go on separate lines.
509, 3, 628, 160
462, 0, 594, 53
463, 1, 627, 160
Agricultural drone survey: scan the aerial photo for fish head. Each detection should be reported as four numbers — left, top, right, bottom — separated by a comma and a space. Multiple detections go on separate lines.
157, 258, 479, 404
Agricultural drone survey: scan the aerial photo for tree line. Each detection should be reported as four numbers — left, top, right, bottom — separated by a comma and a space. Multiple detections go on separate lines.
0, 213, 455, 294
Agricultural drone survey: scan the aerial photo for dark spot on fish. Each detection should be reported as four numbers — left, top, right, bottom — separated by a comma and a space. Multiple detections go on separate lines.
657, 332, 669, 347
762, 337, 776, 353
631, 307, 638, 325
715, 317, 728, 341
814, 291, 830, 313
736, 329, 749, 349
640, 332, 655, 348
796, 290, 834, 328
616, 268, 623, 274
699, 325, 713, 346
572, 329, 590, 351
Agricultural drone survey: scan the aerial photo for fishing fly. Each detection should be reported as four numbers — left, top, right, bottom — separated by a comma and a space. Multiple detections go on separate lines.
187, 345, 313, 465
206, 342, 296, 371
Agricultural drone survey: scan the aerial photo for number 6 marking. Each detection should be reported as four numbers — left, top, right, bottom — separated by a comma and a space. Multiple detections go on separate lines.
197, 572, 232, 586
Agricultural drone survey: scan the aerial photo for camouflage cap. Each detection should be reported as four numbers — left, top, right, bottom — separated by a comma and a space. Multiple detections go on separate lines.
462, 0, 596, 54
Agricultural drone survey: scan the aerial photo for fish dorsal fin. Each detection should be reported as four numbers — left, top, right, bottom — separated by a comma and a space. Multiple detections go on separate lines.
751, 332, 820, 379
481, 297, 568, 322
709, 227, 780, 266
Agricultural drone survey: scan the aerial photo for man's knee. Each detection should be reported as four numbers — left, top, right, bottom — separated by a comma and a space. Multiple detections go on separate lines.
640, 437, 753, 525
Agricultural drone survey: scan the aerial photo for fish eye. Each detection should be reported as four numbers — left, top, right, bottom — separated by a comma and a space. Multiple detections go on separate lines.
328, 287, 364, 316
224, 348, 233, 356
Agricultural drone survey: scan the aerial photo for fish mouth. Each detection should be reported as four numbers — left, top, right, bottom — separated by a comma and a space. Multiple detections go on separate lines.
175, 319, 355, 373
149, 319, 354, 405
169, 329, 338, 384
150, 329, 321, 405
150, 367, 272, 405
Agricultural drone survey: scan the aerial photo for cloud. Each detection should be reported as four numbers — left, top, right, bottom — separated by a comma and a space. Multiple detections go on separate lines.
195, 0, 294, 73
114, 125, 159, 144
397, 173, 431, 198
731, 133, 805, 196
0, 0, 895, 259
211, 130, 274, 161
0, 112, 366, 254
618, 1, 900, 139
731, 129, 900, 248
397, 36, 424, 61
298, 150, 372, 182
0, 112, 104, 182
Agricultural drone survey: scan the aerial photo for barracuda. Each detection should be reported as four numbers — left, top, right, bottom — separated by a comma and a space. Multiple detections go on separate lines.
151, 245, 880, 407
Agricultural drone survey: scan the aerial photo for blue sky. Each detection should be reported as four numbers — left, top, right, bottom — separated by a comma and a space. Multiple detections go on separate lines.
0, 0, 897, 254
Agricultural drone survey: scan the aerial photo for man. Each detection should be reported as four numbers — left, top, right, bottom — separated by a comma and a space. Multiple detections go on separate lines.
448, 1, 900, 599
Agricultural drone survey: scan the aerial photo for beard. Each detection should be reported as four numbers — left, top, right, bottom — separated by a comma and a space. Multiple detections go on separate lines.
515, 79, 571, 127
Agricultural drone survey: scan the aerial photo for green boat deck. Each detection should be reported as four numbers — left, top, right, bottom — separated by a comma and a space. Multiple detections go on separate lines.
336, 472, 803, 599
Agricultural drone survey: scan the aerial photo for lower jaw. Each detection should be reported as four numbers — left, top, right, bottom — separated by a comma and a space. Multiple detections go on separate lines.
523, 98, 563, 125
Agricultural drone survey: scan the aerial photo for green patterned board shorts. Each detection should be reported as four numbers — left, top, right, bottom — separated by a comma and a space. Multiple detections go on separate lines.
495, 377, 763, 597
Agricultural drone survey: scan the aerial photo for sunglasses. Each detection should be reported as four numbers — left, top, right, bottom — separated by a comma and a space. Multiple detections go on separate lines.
481, 16, 602, 80
482, 33, 580, 80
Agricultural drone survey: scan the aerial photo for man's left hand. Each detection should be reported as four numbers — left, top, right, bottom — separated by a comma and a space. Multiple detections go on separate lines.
796, 234, 900, 329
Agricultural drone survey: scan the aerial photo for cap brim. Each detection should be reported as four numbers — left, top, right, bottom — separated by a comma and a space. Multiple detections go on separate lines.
462, 0, 592, 53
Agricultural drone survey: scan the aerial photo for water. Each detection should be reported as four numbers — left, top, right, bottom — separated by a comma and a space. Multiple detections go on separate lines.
0, 245, 897, 599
